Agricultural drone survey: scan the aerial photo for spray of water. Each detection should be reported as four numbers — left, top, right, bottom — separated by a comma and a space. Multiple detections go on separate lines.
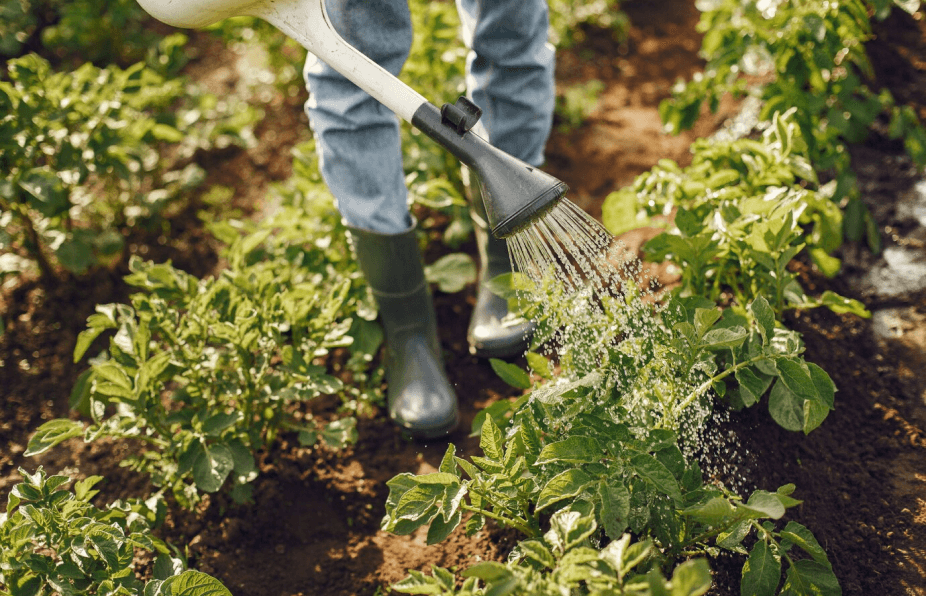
506, 197, 733, 470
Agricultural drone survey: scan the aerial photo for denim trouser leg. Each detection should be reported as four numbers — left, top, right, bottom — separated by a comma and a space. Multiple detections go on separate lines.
303, 0, 413, 234
304, 0, 555, 233
456, 0, 556, 167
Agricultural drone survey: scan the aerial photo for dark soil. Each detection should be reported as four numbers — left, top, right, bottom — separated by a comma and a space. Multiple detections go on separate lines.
2, 1, 925, 595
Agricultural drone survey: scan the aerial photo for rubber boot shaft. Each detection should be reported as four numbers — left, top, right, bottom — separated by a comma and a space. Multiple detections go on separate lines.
348, 222, 458, 438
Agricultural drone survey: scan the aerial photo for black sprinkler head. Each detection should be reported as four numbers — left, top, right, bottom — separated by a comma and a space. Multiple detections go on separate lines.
412, 100, 568, 238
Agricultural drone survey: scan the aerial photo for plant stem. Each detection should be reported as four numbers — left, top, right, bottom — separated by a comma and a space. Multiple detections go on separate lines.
673, 354, 767, 418
460, 503, 538, 537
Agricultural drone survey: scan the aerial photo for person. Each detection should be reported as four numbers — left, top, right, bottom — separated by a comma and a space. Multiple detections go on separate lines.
303, 0, 556, 438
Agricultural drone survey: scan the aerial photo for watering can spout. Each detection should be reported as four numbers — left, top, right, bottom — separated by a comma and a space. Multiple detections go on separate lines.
133, 0, 568, 237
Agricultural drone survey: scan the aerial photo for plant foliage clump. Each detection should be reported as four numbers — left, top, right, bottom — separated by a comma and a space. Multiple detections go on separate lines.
26, 184, 378, 508
0, 466, 232, 596
0, 53, 257, 283
659, 0, 926, 248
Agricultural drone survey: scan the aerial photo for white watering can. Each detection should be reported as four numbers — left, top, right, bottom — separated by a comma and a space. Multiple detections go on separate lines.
134, 0, 568, 237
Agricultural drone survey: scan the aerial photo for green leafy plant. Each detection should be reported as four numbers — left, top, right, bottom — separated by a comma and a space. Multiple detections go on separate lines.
26, 192, 373, 506
548, 0, 629, 49
0, 466, 231, 596
556, 79, 605, 132
0, 0, 159, 65
0, 53, 257, 283
393, 505, 711, 596
659, 0, 926, 248
604, 109, 870, 318
382, 281, 841, 594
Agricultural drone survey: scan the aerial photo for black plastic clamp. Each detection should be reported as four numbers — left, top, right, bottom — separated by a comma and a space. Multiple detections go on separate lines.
440, 96, 482, 135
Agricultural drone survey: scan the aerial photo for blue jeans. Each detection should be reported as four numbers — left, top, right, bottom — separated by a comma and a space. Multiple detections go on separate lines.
304, 0, 555, 234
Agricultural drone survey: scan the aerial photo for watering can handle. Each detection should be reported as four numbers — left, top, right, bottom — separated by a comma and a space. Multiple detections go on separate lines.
134, 0, 429, 123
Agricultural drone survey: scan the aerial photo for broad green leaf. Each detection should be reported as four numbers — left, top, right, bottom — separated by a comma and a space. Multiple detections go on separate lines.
602, 188, 643, 236
598, 481, 631, 539
717, 520, 752, 551
768, 380, 803, 432
550, 505, 597, 550
526, 351, 553, 379
191, 442, 234, 493
536, 436, 602, 465
536, 469, 593, 512
202, 412, 239, 436
740, 491, 785, 520
155, 570, 232, 596
226, 439, 257, 484
803, 399, 830, 434
426, 508, 461, 545
439, 444, 456, 474
683, 497, 736, 524
741, 540, 781, 596
516, 539, 556, 569
694, 308, 722, 337
391, 484, 443, 524
479, 416, 504, 461
465, 513, 485, 536
749, 296, 775, 343
629, 452, 682, 503
807, 363, 836, 409
461, 561, 518, 596
74, 326, 113, 363
392, 569, 449, 595
774, 358, 819, 402
736, 367, 772, 407
808, 247, 841, 279
153, 555, 184, 581
321, 417, 358, 448
55, 236, 94, 275
416, 473, 460, 486
780, 522, 831, 569
519, 413, 542, 464
780, 559, 840, 596
489, 358, 531, 390
530, 372, 601, 405
424, 253, 476, 293
25, 419, 84, 456
93, 360, 133, 390
701, 326, 749, 350
670, 558, 711, 596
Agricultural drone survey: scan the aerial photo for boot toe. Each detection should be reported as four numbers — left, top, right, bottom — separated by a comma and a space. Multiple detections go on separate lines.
391, 380, 458, 438
388, 341, 459, 439
468, 315, 534, 358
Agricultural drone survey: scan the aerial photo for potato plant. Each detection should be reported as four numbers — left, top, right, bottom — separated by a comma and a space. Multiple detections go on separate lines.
383, 281, 842, 595
604, 109, 871, 317
0, 0, 158, 65
0, 53, 257, 283
0, 467, 231, 596
393, 505, 711, 596
26, 190, 378, 508
659, 0, 926, 249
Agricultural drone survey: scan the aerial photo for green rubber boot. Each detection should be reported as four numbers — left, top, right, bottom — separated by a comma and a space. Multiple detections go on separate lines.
348, 221, 458, 439
463, 166, 535, 358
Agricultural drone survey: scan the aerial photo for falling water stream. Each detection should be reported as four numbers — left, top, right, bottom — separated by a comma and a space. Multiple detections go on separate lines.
505, 197, 749, 489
